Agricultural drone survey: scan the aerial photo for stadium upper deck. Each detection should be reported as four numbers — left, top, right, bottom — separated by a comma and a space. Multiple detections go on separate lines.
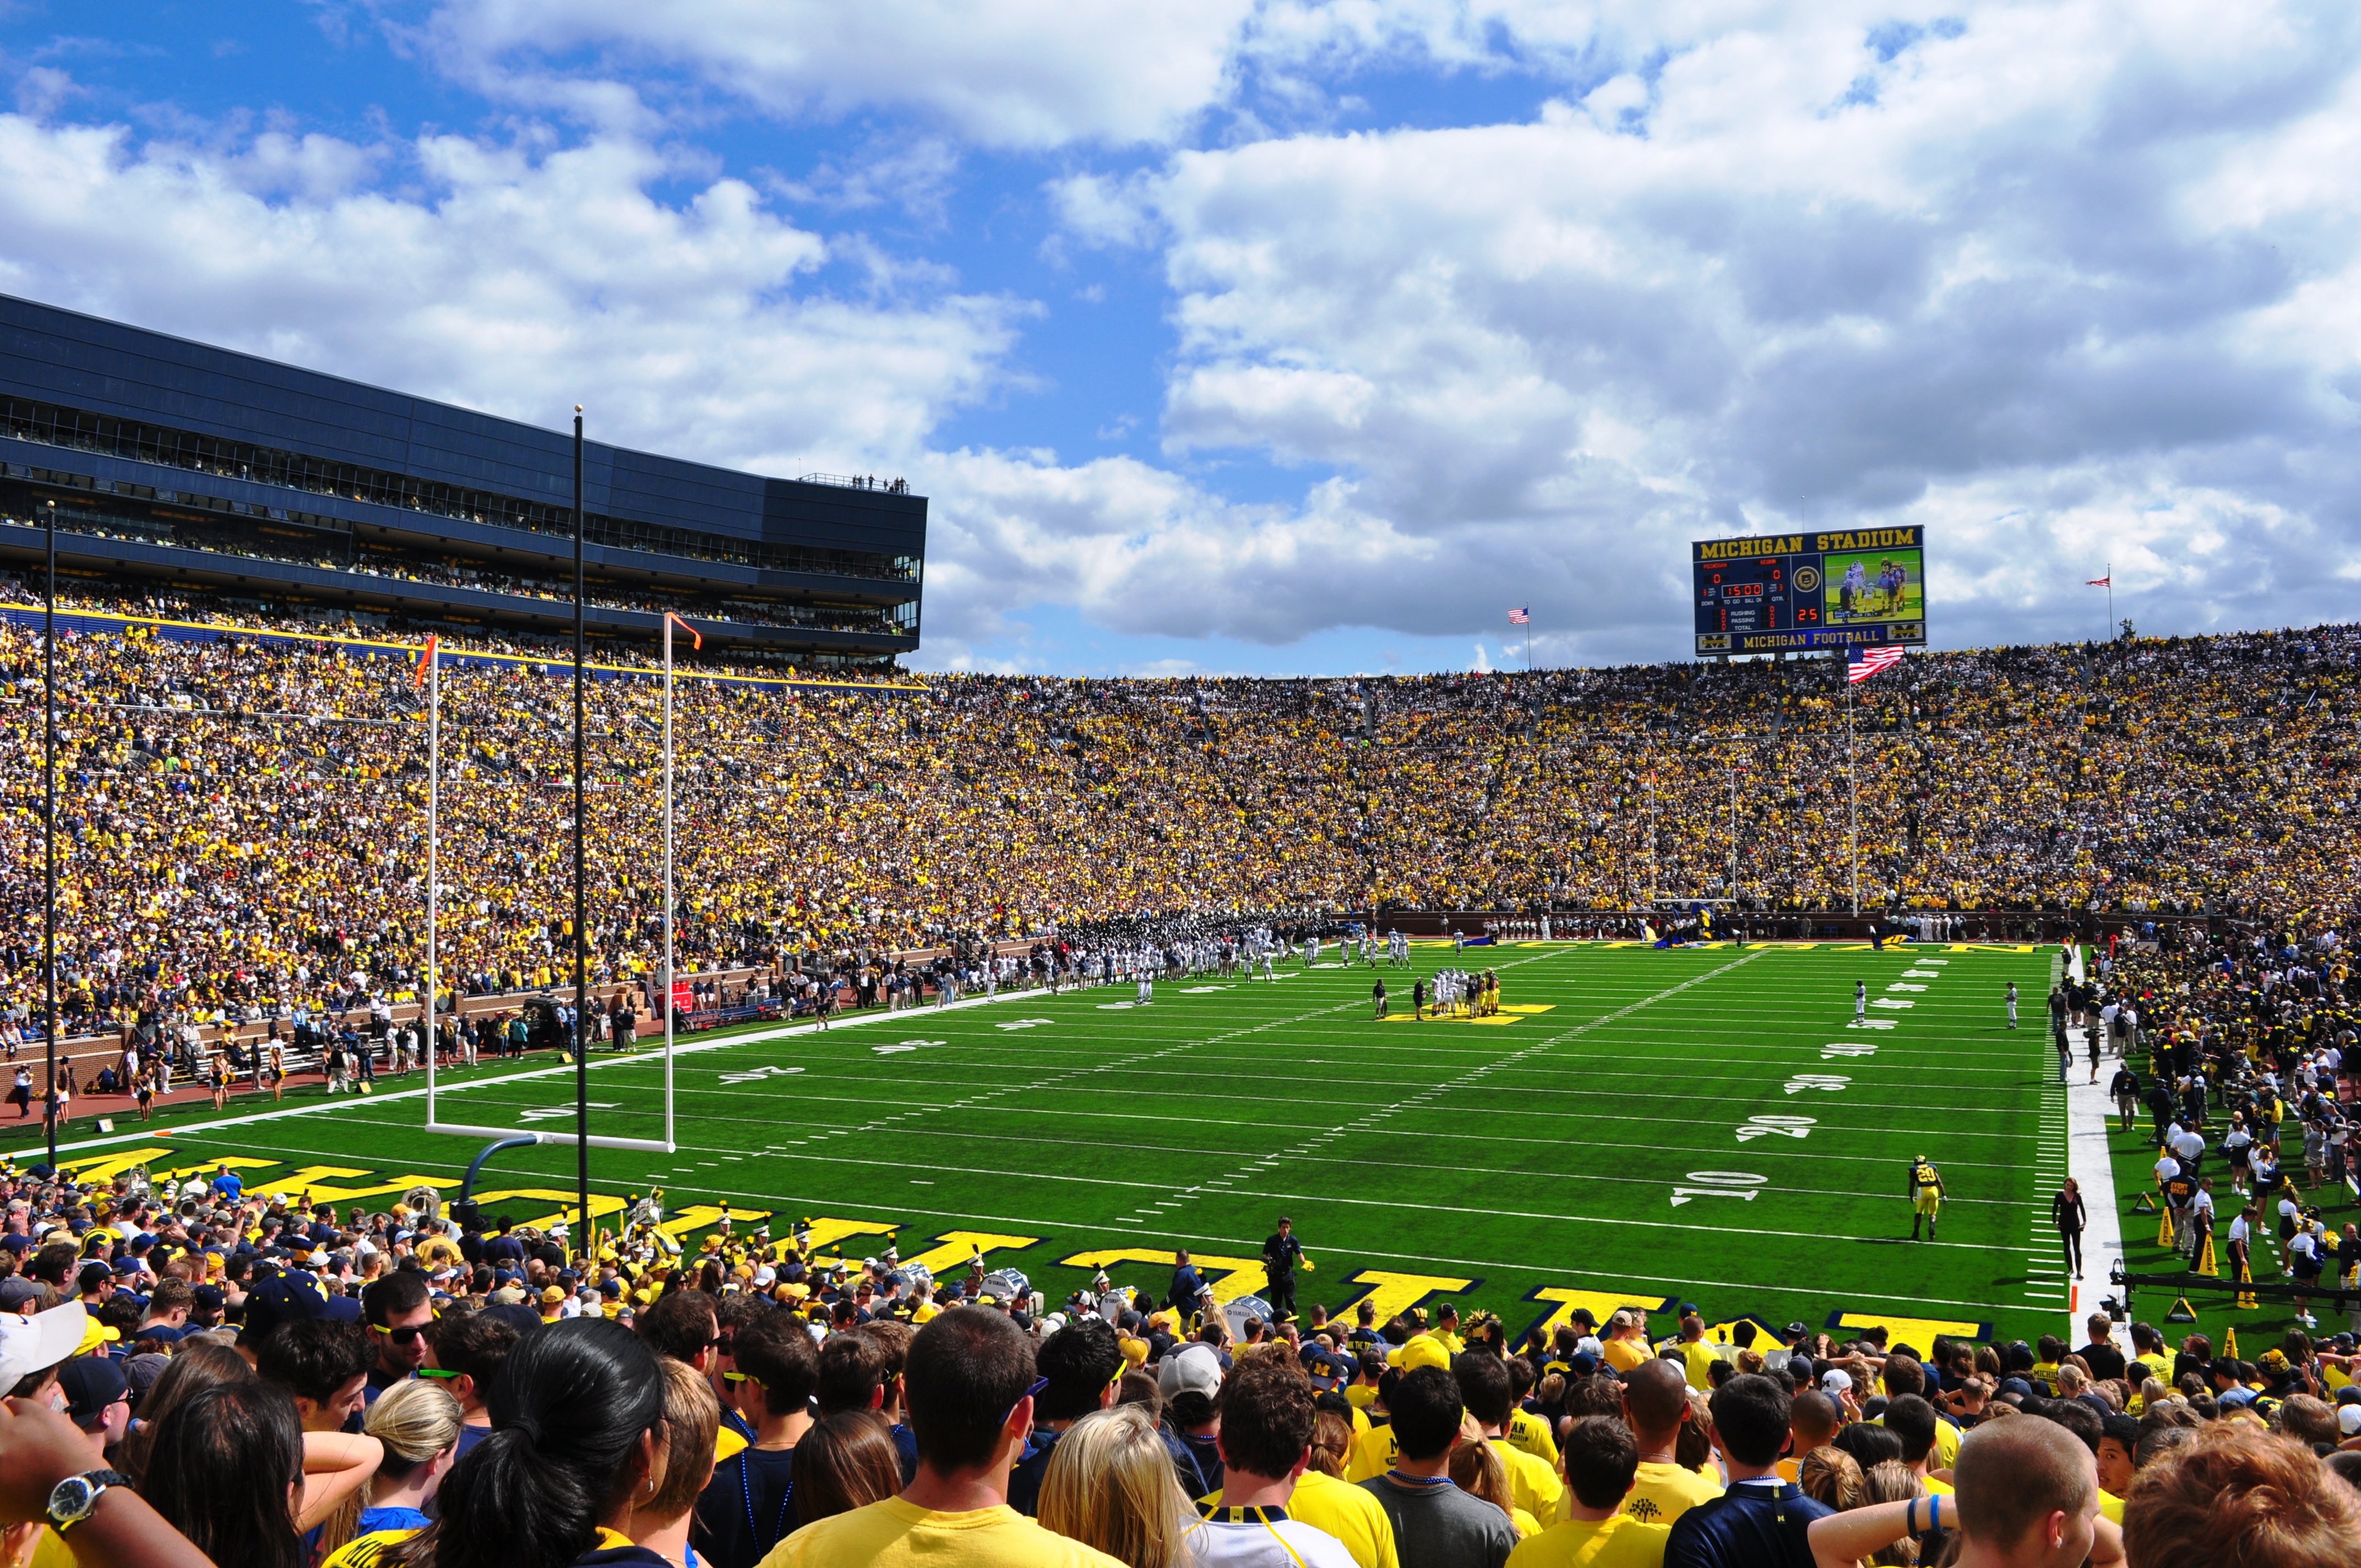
0, 295, 923, 671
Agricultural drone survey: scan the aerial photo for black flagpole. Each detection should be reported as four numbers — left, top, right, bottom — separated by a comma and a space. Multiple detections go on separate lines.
43, 499, 57, 1172
573, 407, 590, 1259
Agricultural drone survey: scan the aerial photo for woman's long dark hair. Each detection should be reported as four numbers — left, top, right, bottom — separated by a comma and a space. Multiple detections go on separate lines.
433, 1316, 666, 1568
140, 1380, 306, 1568
117, 1341, 255, 1487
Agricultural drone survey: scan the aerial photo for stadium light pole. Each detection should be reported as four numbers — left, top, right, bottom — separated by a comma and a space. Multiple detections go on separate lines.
572, 406, 590, 1261
42, 497, 57, 1172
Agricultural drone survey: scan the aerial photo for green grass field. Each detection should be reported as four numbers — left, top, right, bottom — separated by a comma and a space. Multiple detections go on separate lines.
42, 941, 2068, 1346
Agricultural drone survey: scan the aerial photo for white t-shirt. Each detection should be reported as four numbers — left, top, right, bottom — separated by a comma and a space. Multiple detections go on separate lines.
1183, 1507, 1358, 1568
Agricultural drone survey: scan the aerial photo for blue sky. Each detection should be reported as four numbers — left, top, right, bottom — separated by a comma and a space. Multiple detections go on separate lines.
6, 2, 2360, 674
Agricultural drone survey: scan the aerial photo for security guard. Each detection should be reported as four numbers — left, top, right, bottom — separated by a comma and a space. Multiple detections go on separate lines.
1908, 1154, 1946, 1242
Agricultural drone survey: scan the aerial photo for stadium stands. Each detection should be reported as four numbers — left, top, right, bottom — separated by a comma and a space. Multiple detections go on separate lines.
0, 590, 2357, 1566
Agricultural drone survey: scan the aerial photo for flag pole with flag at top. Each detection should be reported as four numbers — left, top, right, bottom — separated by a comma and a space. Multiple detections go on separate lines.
1508, 607, 1531, 671
2088, 567, 2113, 642
1843, 644, 1906, 916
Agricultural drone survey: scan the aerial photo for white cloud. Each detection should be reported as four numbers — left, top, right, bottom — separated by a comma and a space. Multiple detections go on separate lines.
1005, 0, 2361, 656
0, 108, 1021, 473
421, 0, 1260, 148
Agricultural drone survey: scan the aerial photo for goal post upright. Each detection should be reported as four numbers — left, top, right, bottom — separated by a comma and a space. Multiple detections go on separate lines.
420, 410, 677, 1167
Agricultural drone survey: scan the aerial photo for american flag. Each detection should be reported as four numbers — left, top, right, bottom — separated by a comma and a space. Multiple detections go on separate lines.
1507, 607, 1530, 625
1847, 645, 1905, 684
2086, 575, 2110, 587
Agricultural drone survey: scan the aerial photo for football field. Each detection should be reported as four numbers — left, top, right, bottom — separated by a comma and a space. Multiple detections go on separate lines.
52, 941, 2065, 1346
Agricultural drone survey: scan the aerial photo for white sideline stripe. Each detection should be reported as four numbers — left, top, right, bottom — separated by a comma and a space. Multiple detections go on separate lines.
39, 982, 1089, 1160
2064, 1015, 2128, 1349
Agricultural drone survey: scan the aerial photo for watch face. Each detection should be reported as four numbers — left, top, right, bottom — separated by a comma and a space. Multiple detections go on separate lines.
48, 1476, 94, 1518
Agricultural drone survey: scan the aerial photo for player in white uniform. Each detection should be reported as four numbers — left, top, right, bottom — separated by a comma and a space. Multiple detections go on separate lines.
1856, 979, 1868, 1021
2006, 982, 2018, 1030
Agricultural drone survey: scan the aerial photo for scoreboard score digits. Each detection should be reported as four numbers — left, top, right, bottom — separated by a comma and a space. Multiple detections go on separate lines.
1692, 527, 1927, 656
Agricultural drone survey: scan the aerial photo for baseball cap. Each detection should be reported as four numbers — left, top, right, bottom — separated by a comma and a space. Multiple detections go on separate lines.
1820, 1369, 1853, 1393
0, 1302, 90, 1390
540, 1286, 566, 1305
191, 1284, 225, 1313
243, 1272, 329, 1340
2342, 1406, 2361, 1438
1390, 1335, 1451, 1372
56, 1355, 128, 1426
0, 1277, 41, 1312
1156, 1343, 1223, 1401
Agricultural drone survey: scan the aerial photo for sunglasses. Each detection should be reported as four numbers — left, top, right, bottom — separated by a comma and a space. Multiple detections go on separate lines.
1001, 1375, 1049, 1428
417, 1367, 463, 1381
375, 1325, 427, 1346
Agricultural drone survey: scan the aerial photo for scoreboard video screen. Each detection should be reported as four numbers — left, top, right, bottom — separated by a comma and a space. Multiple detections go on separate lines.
1692, 526, 1927, 656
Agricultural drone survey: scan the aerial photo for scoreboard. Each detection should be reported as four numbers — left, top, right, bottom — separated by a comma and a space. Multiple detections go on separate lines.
1692, 526, 1927, 656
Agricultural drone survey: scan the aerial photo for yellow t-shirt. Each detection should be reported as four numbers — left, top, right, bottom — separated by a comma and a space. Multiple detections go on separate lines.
320, 1529, 425, 1568
1346, 1422, 1401, 1483
1506, 1407, 1560, 1468
1677, 1342, 1719, 1391
1601, 1340, 1650, 1374
1505, 1514, 1674, 1568
2098, 1488, 2124, 1526
757, 1498, 1124, 1568
1204, 1472, 1400, 1568
1346, 1382, 1380, 1410
1620, 1461, 1721, 1528
1497, 1440, 1565, 1525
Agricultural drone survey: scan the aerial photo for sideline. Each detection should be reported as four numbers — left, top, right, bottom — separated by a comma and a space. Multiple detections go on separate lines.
38, 981, 1100, 1163
2062, 1017, 2127, 1348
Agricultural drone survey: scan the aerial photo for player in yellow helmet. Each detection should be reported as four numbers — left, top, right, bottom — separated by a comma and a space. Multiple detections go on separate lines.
1908, 1153, 1946, 1242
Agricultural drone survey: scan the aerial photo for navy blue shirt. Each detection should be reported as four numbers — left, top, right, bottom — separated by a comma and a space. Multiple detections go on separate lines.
1664, 1478, 1833, 1568
1008, 1427, 1065, 1517
693, 1444, 796, 1568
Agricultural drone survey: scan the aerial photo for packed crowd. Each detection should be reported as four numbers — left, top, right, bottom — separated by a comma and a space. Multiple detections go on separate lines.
0, 1161, 2356, 1568
2058, 911, 2361, 1326
2, 596, 2357, 1050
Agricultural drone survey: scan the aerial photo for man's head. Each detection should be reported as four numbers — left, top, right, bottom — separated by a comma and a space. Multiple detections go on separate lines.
1884, 1394, 1939, 1467
1622, 1358, 1691, 1446
1706, 1374, 1792, 1469
734, 1309, 820, 1423
904, 1304, 1038, 1477
1452, 1351, 1513, 1431
425, 1305, 516, 1413
1217, 1354, 1318, 1483
1952, 1416, 2099, 1567
1560, 1415, 1640, 1517
362, 1268, 433, 1374
1033, 1316, 1124, 1424
815, 1331, 889, 1418
255, 1319, 376, 1433
1790, 1390, 1840, 1452
57, 1355, 132, 1449
2095, 1414, 2139, 1495
635, 1288, 720, 1371
1390, 1365, 1464, 1463
2122, 1420, 2360, 1567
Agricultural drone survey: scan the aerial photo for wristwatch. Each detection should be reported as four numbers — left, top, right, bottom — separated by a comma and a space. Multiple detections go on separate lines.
46, 1469, 130, 1533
